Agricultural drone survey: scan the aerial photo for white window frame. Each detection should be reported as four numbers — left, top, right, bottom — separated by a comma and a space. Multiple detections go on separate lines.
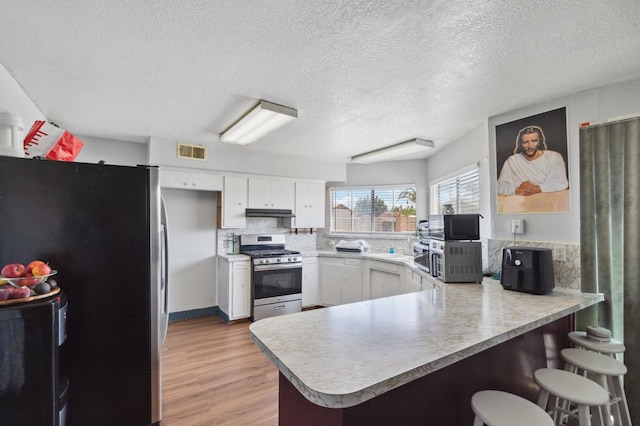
430, 165, 480, 215
329, 184, 417, 236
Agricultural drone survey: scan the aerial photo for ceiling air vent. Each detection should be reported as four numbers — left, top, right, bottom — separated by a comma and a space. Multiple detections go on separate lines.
177, 143, 207, 160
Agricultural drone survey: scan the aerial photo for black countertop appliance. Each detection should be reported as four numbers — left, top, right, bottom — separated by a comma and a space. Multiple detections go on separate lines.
500, 247, 555, 295
0, 291, 68, 425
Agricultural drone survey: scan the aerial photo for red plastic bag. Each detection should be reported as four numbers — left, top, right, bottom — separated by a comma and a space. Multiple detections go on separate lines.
23, 121, 84, 161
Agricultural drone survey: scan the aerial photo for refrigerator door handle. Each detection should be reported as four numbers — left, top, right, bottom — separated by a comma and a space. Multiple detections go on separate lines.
160, 199, 170, 345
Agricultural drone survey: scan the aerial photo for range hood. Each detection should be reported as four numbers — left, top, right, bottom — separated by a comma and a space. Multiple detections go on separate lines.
245, 208, 296, 218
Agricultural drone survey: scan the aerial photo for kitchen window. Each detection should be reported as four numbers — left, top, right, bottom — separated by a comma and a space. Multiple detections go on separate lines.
329, 185, 417, 234
430, 166, 480, 214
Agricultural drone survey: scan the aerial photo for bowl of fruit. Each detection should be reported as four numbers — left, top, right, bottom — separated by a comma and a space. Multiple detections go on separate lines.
0, 260, 59, 303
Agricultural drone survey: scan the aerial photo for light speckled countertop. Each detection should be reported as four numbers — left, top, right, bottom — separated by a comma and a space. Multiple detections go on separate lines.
249, 279, 603, 408
217, 253, 250, 261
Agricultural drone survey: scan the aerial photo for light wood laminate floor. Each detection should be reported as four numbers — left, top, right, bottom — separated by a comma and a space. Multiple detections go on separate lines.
161, 315, 278, 426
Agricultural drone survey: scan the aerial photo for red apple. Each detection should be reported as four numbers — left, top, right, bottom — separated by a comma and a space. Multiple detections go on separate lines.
1, 263, 26, 278
31, 262, 52, 277
9, 286, 31, 299
18, 273, 39, 287
0, 287, 9, 301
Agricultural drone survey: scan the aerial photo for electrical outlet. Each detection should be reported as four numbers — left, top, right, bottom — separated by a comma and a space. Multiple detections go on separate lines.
511, 219, 524, 234
553, 246, 567, 262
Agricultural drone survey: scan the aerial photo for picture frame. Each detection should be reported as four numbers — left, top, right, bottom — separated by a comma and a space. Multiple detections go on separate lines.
495, 107, 570, 214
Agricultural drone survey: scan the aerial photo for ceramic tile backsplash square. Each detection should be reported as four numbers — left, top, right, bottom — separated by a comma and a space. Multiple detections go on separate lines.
217, 218, 317, 255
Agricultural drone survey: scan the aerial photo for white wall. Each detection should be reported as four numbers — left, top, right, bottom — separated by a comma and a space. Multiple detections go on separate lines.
426, 120, 491, 240
162, 188, 218, 312
427, 76, 640, 245
0, 63, 45, 130
329, 159, 430, 220
490, 77, 640, 244
148, 136, 347, 182
75, 135, 147, 166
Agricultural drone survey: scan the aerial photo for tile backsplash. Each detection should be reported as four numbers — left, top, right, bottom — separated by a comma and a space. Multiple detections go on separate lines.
218, 222, 580, 290
217, 218, 317, 255
486, 239, 580, 290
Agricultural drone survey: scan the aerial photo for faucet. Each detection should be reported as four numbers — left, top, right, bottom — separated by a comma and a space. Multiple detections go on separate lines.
226, 233, 239, 253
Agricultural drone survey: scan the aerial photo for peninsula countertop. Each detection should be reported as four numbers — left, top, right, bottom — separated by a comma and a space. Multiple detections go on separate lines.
249, 279, 603, 409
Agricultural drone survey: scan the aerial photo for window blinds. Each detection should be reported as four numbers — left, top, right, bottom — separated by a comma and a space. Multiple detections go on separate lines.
431, 168, 480, 214
329, 186, 416, 233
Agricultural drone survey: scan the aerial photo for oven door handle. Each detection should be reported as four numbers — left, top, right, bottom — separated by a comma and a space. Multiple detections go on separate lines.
253, 263, 302, 272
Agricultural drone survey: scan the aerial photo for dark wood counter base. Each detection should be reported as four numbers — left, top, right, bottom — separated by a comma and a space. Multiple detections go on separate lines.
279, 315, 572, 425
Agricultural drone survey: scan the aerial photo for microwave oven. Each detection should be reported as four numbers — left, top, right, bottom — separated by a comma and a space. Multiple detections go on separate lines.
427, 214, 481, 241
413, 241, 430, 273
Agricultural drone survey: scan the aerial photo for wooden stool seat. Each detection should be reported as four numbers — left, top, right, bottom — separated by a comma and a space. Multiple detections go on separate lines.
561, 348, 632, 426
535, 368, 610, 426
471, 390, 553, 426
569, 331, 625, 357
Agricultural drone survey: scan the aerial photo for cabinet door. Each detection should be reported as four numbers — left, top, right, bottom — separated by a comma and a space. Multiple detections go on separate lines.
386, 271, 402, 296
160, 169, 193, 189
302, 257, 319, 307
191, 172, 221, 191
221, 176, 247, 228
230, 261, 250, 319
319, 261, 342, 306
341, 264, 363, 304
294, 182, 325, 228
160, 169, 221, 190
217, 257, 231, 316
307, 182, 325, 228
248, 178, 271, 208
294, 182, 310, 228
269, 179, 293, 209
369, 269, 389, 300
369, 269, 402, 299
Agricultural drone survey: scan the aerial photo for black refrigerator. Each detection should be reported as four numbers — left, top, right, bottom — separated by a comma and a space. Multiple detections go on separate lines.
0, 156, 168, 426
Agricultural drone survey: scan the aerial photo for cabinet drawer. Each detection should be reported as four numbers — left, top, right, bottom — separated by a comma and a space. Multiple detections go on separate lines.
368, 260, 398, 273
232, 261, 249, 270
344, 258, 363, 266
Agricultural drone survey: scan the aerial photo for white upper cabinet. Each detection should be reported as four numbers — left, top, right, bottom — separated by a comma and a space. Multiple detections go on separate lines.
247, 177, 294, 210
293, 182, 325, 229
218, 176, 247, 229
160, 167, 221, 191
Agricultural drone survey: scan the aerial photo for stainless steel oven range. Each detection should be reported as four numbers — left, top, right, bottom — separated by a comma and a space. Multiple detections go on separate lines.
240, 234, 302, 321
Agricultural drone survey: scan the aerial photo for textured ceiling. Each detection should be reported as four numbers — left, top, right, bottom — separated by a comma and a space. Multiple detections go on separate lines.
2, 1, 640, 163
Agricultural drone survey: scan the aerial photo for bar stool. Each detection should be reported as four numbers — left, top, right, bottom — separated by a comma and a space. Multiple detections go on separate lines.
534, 368, 610, 426
471, 390, 554, 426
561, 348, 632, 426
569, 330, 625, 359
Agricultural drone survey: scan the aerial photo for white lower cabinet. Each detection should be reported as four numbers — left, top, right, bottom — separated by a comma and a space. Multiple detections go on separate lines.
319, 257, 363, 306
366, 260, 403, 300
217, 256, 251, 321
318, 256, 432, 307
404, 268, 423, 293
302, 256, 319, 307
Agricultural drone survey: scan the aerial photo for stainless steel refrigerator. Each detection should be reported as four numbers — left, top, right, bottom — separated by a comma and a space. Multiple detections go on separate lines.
0, 156, 168, 426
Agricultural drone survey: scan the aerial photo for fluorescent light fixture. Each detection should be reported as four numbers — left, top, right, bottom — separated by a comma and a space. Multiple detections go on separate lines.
220, 100, 297, 145
351, 138, 435, 163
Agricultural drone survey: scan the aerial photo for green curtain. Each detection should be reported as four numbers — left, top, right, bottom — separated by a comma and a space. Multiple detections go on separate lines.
579, 117, 640, 420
